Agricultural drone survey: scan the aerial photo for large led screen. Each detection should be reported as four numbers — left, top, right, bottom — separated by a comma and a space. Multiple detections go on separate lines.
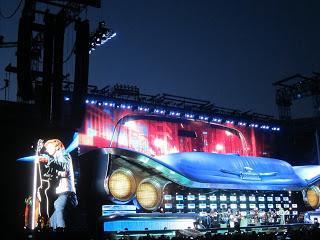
20, 136, 79, 230
79, 105, 278, 157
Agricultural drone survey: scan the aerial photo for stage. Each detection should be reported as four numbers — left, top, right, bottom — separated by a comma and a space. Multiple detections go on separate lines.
110, 223, 317, 238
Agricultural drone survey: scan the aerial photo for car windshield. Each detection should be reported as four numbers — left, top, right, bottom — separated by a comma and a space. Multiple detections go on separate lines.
111, 115, 248, 157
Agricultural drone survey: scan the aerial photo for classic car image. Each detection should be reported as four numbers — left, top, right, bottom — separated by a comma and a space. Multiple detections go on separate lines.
78, 115, 320, 233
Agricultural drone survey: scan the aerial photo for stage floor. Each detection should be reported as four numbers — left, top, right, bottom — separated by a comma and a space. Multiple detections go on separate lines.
109, 223, 316, 239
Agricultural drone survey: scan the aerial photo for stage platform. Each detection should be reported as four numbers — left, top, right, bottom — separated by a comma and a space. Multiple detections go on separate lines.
17, 223, 318, 240
101, 212, 316, 238
102, 213, 199, 232
102, 213, 314, 233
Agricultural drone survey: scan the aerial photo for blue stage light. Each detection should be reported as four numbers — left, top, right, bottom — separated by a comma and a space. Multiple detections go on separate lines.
185, 113, 194, 118
154, 109, 165, 114
64, 96, 70, 101
89, 21, 117, 53
104, 102, 116, 107
138, 106, 149, 112
271, 127, 281, 131
85, 99, 89, 104
96, 37, 101, 46
169, 111, 180, 116
199, 116, 209, 121
211, 118, 222, 123
119, 104, 132, 109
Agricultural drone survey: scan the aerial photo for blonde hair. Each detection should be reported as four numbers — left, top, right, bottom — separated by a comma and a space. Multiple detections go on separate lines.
44, 139, 65, 151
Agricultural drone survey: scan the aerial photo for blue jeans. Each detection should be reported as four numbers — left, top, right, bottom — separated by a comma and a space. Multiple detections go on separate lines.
50, 192, 78, 229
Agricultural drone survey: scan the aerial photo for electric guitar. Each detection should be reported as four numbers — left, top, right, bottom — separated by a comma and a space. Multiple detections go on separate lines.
35, 140, 58, 227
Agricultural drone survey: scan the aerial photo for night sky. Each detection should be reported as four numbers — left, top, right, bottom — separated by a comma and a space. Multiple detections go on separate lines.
0, 0, 319, 117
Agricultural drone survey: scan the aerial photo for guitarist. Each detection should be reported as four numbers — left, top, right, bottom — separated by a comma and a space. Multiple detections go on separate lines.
37, 139, 78, 230
34, 138, 52, 229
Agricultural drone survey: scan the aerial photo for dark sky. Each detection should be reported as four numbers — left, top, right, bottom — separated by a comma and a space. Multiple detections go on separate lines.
1, 0, 319, 117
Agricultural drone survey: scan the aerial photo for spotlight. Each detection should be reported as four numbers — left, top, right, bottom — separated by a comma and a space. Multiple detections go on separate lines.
185, 113, 194, 118
103, 102, 115, 107
238, 122, 247, 126
169, 111, 180, 116
211, 118, 222, 123
199, 116, 209, 121
95, 37, 101, 46
154, 109, 165, 114
138, 106, 149, 112
89, 21, 117, 54
120, 104, 132, 109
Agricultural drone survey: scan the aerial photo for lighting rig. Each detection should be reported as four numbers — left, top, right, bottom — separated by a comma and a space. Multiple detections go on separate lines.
89, 21, 116, 54
61, 82, 281, 132
273, 72, 320, 119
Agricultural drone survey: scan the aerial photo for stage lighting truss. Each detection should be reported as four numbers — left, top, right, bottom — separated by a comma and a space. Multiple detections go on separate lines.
89, 21, 117, 54
79, 97, 281, 132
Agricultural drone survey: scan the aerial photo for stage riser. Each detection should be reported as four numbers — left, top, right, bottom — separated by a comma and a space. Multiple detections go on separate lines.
104, 218, 195, 232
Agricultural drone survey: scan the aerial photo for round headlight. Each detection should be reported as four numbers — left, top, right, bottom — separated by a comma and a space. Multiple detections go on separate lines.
106, 169, 136, 201
306, 186, 320, 209
136, 179, 162, 210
